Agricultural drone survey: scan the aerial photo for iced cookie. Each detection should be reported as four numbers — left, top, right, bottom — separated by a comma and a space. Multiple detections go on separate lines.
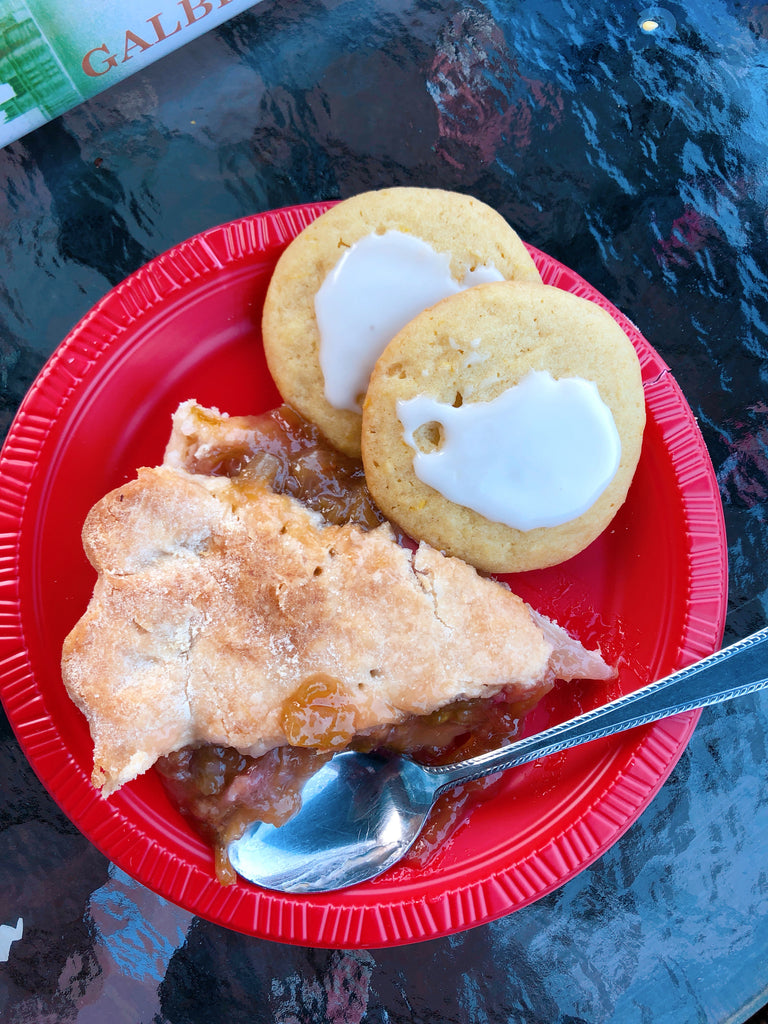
361, 280, 646, 573
262, 187, 541, 457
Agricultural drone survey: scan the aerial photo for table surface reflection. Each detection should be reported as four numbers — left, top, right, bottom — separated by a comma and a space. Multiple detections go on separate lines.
1, 2, 767, 1022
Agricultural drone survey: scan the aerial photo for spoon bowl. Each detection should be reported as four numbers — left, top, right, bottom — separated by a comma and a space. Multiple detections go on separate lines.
228, 751, 437, 892
229, 626, 768, 893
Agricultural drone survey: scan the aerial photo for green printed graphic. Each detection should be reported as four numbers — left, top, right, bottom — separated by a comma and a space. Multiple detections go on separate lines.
0, 1, 82, 137
0, 0, 257, 147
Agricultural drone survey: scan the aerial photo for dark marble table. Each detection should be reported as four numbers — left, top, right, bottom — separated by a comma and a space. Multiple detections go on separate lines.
1, 1, 767, 1021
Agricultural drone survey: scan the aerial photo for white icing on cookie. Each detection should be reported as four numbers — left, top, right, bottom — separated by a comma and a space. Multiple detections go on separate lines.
315, 230, 503, 412
397, 370, 621, 530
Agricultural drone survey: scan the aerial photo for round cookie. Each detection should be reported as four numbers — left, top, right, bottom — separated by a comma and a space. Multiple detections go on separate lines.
361, 280, 646, 573
262, 187, 541, 457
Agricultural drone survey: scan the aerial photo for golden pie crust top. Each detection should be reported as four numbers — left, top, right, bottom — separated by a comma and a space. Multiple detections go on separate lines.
62, 454, 560, 795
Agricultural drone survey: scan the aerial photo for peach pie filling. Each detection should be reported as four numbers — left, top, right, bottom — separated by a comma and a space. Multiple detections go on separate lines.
155, 405, 554, 884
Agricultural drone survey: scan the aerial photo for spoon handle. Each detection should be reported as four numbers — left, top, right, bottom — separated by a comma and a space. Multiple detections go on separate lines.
428, 626, 768, 793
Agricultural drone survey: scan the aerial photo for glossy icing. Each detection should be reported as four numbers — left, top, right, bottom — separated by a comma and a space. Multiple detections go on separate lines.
397, 369, 621, 529
315, 230, 503, 411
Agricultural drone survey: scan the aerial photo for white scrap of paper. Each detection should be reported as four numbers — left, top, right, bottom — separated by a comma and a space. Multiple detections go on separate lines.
0, 917, 23, 962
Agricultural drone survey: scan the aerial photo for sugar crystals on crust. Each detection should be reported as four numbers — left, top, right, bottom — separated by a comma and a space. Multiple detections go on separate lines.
61, 461, 555, 795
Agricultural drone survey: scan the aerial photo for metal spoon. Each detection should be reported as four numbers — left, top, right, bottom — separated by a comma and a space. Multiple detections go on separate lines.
228, 626, 768, 893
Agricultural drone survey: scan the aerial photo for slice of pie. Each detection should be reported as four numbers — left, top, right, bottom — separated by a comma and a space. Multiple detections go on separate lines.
61, 402, 614, 799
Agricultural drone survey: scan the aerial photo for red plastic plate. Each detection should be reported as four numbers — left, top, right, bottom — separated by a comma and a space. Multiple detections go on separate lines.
0, 203, 727, 947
